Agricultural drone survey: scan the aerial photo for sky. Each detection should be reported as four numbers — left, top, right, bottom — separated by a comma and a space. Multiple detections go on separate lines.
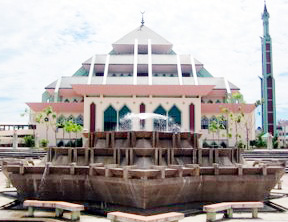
0, 0, 287, 125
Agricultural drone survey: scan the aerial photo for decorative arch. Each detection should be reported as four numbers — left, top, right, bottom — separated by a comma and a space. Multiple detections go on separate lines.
57, 115, 66, 127
210, 116, 217, 123
76, 114, 84, 126
140, 103, 146, 129
189, 103, 195, 132
104, 105, 117, 131
201, 116, 209, 129
168, 105, 181, 131
67, 115, 75, 123
218, 115, 227, 129
90, 103, 96, 132
119, 105, 131, 130
153, 105, 167, 131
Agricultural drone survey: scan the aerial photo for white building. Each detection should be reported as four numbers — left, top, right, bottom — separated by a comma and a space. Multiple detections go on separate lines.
27, 23, 256, 148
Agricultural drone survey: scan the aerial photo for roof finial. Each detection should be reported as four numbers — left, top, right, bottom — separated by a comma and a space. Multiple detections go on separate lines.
141, 11, 145, 26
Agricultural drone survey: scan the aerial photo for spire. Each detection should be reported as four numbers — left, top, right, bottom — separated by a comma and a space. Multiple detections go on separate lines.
262, 1, 270, 37
262, 1, 270, 20
141, 11, 145, 26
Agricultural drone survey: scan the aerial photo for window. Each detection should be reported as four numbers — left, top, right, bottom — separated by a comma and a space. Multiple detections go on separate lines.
67, 115, 75, 123
76, 115, 84, 126
201, 116, 209, 129
104, 105, 117, 131
210, 116, 217, 123
119, 105, 131, 130
57, 115, 66, 127
168, 105, 181, 131
153, 105, 167, 131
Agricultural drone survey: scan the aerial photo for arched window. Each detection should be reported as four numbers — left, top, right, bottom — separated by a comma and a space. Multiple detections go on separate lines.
64, 99, 70, 103
67, 115, 75, 123
216, 99, 221, 103
168, 105, 181, 131
208, 100, 213, 104
218, 115, 227, 129
153, 105, 167, 131
76, 115, 84, 126
119, 105, 131, 130
201, 116, 209, 129
73, 98, 78, 103
104, 105, 117, 131
57, 115, 66, 127
210, 116, 217, 123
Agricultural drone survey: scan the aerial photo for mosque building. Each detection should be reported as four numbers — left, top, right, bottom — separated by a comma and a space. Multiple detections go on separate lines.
27, 16, 257, 148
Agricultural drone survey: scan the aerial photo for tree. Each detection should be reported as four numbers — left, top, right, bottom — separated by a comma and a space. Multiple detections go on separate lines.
64, 120, 74, 146
35, 106, 57, 145
72, 124, 83, 147
64, 121, 83, 147
208, 119, 218, 147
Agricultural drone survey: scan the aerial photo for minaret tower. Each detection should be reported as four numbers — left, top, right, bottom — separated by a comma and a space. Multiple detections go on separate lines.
261, 3, 276, 135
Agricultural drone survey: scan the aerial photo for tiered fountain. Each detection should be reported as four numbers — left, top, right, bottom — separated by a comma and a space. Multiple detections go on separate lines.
2, 114, 285, 211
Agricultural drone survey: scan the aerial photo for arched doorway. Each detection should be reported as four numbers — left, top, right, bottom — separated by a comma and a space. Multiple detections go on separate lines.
168, 105, 181, 131
119, 105, 131, 130
104, 105, 117, 131
153, 105, 167, 131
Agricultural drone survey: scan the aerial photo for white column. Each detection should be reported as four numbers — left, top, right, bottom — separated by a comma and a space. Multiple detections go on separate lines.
177, 55, 183, 85
87, 55, 96, 85
191, 56, 198, 85
54, 78, 62, 102
13, 130, 18, 149
148, 39, 153, 85
133, 39, 138, 85
102, 54, 110, 85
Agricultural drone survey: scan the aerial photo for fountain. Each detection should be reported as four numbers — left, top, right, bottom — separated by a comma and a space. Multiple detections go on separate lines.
2, 114, 285, 212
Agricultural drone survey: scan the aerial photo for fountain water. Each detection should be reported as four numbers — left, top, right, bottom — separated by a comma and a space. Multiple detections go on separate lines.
119, 113, 180, 132
37, 162, 50, 199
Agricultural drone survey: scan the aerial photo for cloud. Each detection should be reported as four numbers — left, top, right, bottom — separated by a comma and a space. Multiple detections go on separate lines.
0, 0, 287, 123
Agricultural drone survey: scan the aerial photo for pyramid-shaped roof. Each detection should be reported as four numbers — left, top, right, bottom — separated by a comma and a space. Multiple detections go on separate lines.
113, 25, 172, 46
112, 25, 173, 54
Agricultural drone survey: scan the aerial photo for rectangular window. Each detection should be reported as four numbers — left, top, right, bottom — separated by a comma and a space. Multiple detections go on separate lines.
268, 113, 274, 123
266, 43, 270, 51
266, 53, 271, 63
137, 73, 148, 76
267, 88, 273, 100
267, 77, 273, 88
182, 73, 191, 77
266, 64, 271, 73
268, 100, 273, 111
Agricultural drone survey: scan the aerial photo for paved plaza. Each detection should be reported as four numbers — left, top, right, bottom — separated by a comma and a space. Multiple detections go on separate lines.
1, 171, 288, 222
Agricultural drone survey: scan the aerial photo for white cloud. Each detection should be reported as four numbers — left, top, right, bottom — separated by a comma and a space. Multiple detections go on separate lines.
0, 0, 287, 123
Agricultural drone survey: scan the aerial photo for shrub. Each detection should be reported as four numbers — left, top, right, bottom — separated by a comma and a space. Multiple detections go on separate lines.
75, 138, 83, 147
220, 141, 227, 148
211, 141, 218, 148
202, 139, 210, 148
40, 139, 49, 147
23, 135, 35, 147
57, 140, 64, 147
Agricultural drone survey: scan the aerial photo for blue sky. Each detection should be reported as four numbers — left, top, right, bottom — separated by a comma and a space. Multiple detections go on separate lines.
0, 0, 287, 125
